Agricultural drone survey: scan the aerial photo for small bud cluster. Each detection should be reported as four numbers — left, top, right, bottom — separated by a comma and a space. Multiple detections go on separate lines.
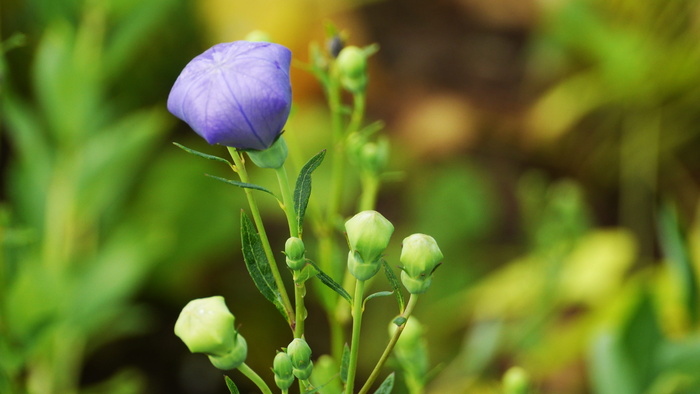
273, 338, 314, 390
284, 236, 306, 271
345, 210, 394, 281
174, 296, 248, 370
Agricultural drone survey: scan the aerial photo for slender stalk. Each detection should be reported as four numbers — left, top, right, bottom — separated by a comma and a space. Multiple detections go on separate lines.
358, 295, 420, 394
348, 92, 366, 135
237, 363, 273, 394
274, 164, 299, 238
345, 279, 367, 394
358, 174, 379, 213
227, 148, 295, 328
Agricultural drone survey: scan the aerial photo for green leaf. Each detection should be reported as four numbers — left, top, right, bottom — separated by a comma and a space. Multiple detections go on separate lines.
173, 142, 231, 165
293, 150, 326, 236
206, 174, 276, 197
392, 317, 407, 327
224, 376, 240, 394
363, 291, 394, 309
340, 344, 350, 384
383, 261, 404, 313
240, 211, 289, 323
294, 261, 319, 284
308, 260, 351, 304
657, 202, 699, 324
373, 372, 395, 394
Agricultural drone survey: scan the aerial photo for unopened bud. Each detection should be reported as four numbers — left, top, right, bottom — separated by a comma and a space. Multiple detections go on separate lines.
285, 237, 306, 271
399, 234, 442, 294
336, 46, 367, 93
345, 210, 394, 266
273, 351, 295, 390
287, 338, 314, 380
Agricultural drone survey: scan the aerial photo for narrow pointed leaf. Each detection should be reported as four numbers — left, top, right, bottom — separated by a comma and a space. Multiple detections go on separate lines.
294, 261, 319, 284
373, 372, 395, 394
340, 344, 350, 384
224, 376, 240, 394
240, 211, 289, 322
383, 261, 405, 313
207, 174, 276, 197
173, 142, 231, 165
293, 149, 326, 235
363, 291, 394, 309
309, 260, 351, 304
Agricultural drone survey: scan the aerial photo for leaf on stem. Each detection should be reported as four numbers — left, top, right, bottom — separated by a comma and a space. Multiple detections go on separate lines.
293, 149, 326, 236
308, 260, 352, 304
206, 174, 276, 197
383, 261, 405, 313
340, 344, 350, 384
240, 211, 289, 322
173, 142, 231, 165
363, 291, 394, 310
373, 372, 395, 394
224, 376, 240, 394
294, 261, 319, 284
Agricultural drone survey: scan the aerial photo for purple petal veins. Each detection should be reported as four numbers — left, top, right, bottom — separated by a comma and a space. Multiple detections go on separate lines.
168, 41, 292, 150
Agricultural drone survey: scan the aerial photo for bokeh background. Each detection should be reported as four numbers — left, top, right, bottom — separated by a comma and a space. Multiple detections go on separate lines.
3, 0, 700, 393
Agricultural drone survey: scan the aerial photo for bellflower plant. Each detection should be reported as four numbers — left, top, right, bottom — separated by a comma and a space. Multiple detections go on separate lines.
171, 28, 444, 394
168, 41, 292, 150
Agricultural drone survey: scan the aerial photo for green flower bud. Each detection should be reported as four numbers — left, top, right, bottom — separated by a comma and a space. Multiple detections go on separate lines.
293, 361, 314, 380
503, 366, 531, 394
287, 338, 312, 370
174, 296, 237, 356
273, 351, 295, 390
345, 210, 394, 265
336, 46, 367, 93
285, 237, 306, 271
400, 270, 433, 294
359, 137, 390, 175
246, 136, 288, 169
207, 334, 248, 370
400, 234, 443, 278
347, 250, 382, 281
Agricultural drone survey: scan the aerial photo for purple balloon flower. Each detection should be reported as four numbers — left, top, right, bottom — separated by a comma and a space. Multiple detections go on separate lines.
168, 41, 292, 150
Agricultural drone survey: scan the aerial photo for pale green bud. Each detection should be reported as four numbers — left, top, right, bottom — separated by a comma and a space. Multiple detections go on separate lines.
336, 46, 367, 93
293, 361, 314, 380
400, 270, 433, 294
247, 136, 288, 169
273, 351, 295, 390
287, 338, 312, 370
174, 296, 237, 356
347, 250, 382, 281
345, 210, 394, 265
503, 366, 531, 394
207, 334, 248, 370
359, 137, 390, 175
285, 237, 306, 271
400, 234, 443, 278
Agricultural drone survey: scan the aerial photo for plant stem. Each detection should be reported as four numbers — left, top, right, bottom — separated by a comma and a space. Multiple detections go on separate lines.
348, 92, 366, 135
228, 148, 295, 329
237, 362, 273, 394
345, 279, 367, 394
358, 295, 420, 394
358, 174, 379, 213
274, 164, 299, 238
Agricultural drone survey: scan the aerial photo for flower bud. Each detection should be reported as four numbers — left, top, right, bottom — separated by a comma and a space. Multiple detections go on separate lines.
246, 136, 288, 169
345, 210, 394, 265
399, 234, 443, 294
359, 137, 390, 175
285, 236, 306, 271
207, 334, 248, 370
336, 46, 367, 93
287, 338, 312, 370
174, 296, 248, 370
400, 270, 433, 294
273, 351, 295, 390
347, 250, 382, 281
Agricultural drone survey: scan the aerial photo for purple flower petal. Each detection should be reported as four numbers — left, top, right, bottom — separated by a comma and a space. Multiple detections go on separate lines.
168, 41, 292, 150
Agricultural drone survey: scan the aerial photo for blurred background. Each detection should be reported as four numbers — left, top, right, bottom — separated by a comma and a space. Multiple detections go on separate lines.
3, 0, 700, 393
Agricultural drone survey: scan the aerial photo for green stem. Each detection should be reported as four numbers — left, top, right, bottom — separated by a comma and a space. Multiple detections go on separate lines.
358, 295, 420, 394
358, 174, 379, 213
275, 164, 299, 238
228, 148, 295, 329
345, 279, 367, 394
237, 362, 273, 394
348, 92, 366, 135
294, 280, 306, 339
